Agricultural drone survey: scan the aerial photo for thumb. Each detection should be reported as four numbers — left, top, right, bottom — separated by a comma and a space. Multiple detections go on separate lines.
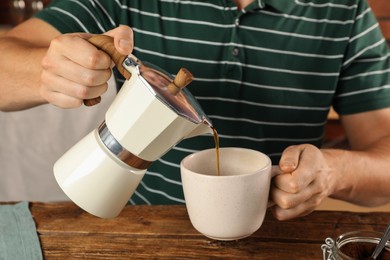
279, 145, 303, 173
104, 25, 134, 55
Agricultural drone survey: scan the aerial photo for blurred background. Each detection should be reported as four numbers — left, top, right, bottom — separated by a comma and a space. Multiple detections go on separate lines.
1, 0, 51, 29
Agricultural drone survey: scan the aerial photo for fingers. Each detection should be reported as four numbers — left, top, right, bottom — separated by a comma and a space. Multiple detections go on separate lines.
40, 68, 109, 108
49, 34, 112, 70
271, 194, 323, 221
271, 178, 323, 210
270, 144, 331, 220
40, 28, 128, 108
274, 145, 318, 193
105, 25, 134, 55
42, 44, 112, 85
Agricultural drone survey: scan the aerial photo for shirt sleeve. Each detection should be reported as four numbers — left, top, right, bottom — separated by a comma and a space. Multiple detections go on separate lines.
333, 0, 390, 115
34, 0, 121, 34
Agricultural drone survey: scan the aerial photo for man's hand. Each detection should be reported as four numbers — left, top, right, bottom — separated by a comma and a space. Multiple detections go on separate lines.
40, 25, 133, 108
269, 144, 333, 220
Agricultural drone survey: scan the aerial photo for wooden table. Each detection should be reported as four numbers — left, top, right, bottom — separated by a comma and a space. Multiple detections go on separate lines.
29, 202, 390, 259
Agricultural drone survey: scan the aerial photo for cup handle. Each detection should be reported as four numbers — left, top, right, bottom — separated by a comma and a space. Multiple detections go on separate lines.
267, 165, 284, 208
83, 35, 132, 106
271, 165, 283, 178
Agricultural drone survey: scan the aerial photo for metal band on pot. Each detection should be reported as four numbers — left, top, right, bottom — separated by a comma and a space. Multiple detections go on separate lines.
98, 122, 153, 170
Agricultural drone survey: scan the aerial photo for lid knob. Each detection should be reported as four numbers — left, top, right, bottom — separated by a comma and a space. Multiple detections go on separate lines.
167, 68, 194, 95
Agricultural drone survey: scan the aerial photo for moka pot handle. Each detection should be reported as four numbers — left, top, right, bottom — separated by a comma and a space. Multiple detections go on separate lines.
83, 35, 132, 106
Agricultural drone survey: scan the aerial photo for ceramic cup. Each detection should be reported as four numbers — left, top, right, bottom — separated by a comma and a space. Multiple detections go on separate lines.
180, 147, 272, 241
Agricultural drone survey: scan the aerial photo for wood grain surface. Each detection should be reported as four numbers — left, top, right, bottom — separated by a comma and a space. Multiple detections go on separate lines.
28, 202, 390, 259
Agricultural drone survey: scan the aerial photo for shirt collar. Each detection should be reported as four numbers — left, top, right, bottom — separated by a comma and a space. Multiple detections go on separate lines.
257, 0, 295, 14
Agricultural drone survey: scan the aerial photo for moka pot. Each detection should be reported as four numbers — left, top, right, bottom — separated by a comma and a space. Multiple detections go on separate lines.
53, 35, 213, 218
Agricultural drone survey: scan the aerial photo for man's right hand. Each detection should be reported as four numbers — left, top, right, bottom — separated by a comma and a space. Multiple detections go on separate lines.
40, 25, 134, 108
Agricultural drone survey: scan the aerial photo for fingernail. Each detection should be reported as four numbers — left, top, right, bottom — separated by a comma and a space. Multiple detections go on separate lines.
119, 39, 132, 51
281, 161, 297, 172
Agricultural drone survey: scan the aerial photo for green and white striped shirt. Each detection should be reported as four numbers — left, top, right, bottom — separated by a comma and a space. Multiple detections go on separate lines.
36, 0, 390, 204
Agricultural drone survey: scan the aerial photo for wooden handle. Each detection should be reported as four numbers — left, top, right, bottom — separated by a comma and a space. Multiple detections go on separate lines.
167, 68, 194, 95
83, 35, 132, 106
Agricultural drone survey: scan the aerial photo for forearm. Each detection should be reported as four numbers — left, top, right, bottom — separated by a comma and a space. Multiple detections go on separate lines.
0, 36, 48, 111
323, 135, 390, 207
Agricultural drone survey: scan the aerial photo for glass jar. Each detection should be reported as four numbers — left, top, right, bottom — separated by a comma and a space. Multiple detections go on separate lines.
322, 230, 390, 260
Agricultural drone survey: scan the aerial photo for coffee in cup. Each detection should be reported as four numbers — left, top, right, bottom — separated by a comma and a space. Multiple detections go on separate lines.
180, 147, 272, 240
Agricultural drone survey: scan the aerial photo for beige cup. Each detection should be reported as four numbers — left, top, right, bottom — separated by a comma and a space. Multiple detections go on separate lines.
181, 147, 272, 241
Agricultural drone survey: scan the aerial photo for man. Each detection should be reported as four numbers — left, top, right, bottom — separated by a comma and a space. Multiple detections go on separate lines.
1, 0, 390, 220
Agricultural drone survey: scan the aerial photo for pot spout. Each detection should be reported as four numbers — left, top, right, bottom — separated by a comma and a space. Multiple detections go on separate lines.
185, 119, 214, 139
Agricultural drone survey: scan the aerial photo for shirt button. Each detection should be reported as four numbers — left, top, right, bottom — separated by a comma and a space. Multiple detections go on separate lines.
232, 48, 239, 56
235, 18, 240, 26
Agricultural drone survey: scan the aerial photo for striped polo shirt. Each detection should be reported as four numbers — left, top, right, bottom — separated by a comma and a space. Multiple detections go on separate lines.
36, 0, 390, 205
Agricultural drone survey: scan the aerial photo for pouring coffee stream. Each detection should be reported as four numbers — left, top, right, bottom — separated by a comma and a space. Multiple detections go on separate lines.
53, 35, 216, 218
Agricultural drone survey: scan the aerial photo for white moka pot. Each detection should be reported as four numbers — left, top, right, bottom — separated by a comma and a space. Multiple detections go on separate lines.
54, 35, 213, 218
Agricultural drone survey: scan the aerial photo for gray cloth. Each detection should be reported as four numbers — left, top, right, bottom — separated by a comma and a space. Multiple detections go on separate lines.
0, 202, 42, 260
0, 76, 116, 201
